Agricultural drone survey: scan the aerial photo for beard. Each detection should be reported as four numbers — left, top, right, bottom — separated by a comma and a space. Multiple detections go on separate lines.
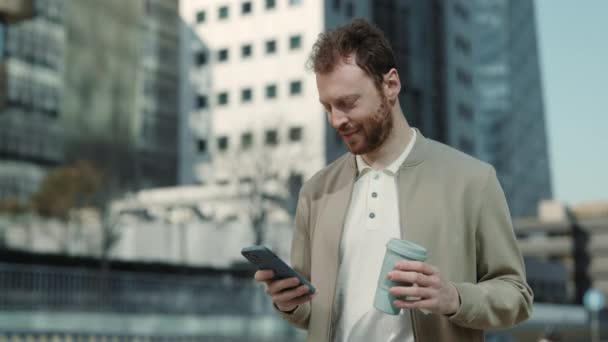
339, 93, 393, 155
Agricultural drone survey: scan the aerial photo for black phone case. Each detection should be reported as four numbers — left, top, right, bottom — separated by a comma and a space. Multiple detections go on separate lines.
241, 245, 316, 294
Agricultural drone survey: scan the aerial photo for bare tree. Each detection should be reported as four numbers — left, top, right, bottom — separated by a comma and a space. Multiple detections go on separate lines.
216, 138, 304, 247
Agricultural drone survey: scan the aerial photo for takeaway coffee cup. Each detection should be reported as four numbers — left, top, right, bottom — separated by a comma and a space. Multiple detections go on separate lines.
373, 238, 428, 315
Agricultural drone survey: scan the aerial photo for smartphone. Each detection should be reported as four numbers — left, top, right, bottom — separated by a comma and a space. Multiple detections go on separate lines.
241, 245, 316, 294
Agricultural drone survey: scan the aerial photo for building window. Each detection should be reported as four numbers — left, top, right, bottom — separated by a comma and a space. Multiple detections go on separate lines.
289, 0, 302, 6
289, 80, 302, 96
241, 88, 253, 103
217, 136, 229, 151
241, 44, 253, 58
216, 179, 230, 186
265, 130, 278, 146
265, 39, 277, 54
197, 139, 208, 153
456, 68, 473, 88
289, 127, 303, 142
266, 0, 276, 9
266, 84, 277, 99
241, 132, 253, 149
453, 2, 469, 22
345, 2, 354, 17
242, 2, 252, 15
333, 0, 341, 10
196, 51, 207, 66
197, 95, 208, 109
218, 48, 229, 62
454, 34, 471, 56
457, 102, 473, 121
217, 92, 229, 106
239, 177, 254, 185
289, 35, 302, 50
218, 5, 229, 19
196, 10, 206, 23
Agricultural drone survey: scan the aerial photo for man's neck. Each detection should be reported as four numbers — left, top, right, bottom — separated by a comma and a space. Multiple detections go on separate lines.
361, 111, 412, 170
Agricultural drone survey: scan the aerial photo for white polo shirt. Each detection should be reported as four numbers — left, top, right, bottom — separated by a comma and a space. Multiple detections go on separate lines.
332, 129, 417, 342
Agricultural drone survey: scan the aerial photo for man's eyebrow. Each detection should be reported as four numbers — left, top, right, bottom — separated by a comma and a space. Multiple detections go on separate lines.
337, 94, 360, 102
320, 94, 360, 105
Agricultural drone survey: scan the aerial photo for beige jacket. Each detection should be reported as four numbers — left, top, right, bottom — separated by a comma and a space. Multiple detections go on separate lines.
277, 129, 533, 341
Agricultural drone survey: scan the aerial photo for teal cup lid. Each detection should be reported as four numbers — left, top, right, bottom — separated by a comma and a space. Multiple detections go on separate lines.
386, 238, 427, 261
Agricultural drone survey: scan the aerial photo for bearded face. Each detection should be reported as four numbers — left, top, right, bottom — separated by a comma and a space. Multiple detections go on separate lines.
317, 59, 398, 156
336, 90, 393, 155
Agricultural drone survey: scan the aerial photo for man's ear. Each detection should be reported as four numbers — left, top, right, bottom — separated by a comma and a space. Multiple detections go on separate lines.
383, 68, 401, 102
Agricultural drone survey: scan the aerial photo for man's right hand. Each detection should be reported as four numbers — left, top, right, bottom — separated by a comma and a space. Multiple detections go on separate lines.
254, 270, 316, 313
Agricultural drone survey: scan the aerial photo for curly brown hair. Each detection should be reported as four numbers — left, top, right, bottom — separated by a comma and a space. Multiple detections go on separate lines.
308, 18, 397, 89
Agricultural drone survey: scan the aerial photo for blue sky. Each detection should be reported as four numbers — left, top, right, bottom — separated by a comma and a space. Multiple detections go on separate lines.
535, 0, 608, 205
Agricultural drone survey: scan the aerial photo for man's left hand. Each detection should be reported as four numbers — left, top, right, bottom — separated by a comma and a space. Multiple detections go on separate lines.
388, 260, 460, 315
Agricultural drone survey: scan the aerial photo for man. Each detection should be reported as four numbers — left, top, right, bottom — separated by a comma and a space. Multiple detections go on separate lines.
255, 18, 532, 341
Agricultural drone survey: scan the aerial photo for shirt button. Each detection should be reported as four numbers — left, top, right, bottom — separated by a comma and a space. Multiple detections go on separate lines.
374, 174, 380, 180
369, 213, 375, 219
372, 192, 378, 198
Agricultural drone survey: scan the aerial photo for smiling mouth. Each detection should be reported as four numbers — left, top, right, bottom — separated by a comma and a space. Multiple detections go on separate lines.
340, 130, 358, 138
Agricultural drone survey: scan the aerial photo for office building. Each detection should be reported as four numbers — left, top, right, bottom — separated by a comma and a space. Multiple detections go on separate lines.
179, 0, 371, 185
137, 0, 180, 188
0, 0, 64, 202
473, 0, 552, 217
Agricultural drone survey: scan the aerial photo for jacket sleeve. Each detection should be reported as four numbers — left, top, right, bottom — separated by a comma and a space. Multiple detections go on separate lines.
448, 167, 534, 330
273, 187, 312, 329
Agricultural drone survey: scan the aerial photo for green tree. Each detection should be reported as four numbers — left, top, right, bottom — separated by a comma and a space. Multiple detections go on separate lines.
31, 160, 103, 221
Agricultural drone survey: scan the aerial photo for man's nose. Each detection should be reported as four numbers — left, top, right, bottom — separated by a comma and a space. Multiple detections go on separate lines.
329, 110, 348, 130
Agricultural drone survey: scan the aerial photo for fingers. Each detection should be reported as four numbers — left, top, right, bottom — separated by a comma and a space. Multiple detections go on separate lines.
275, 291, 316, 313
266, 277, 302, 295
254, 270, 275, 284
272, 284, 312, 304
389, 285, 435, 299
393, 260, 438, 275
388, 271, 437, 287
393, 298, 438, 310
255, 272, 315, 313
289, 292, 316, 306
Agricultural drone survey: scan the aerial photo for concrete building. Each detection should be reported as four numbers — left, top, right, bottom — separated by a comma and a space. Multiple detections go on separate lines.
0, 0, 64, 202
179, 0, 370, 186
110, 184, 294, 267
515, 201, 608, 304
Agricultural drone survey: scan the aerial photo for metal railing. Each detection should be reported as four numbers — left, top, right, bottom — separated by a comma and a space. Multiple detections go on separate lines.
0, 262, 261, 316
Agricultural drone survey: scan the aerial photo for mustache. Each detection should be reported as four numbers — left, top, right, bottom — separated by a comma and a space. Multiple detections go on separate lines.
337, 124, 359, 135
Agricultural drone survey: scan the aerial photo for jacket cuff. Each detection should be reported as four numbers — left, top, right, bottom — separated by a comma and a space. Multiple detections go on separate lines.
274, 302, 311, 328
274, 303, 298, 314
447, 282, 480, 326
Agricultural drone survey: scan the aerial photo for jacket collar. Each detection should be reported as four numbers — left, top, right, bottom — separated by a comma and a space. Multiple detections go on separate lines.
347, 127, 428, 174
